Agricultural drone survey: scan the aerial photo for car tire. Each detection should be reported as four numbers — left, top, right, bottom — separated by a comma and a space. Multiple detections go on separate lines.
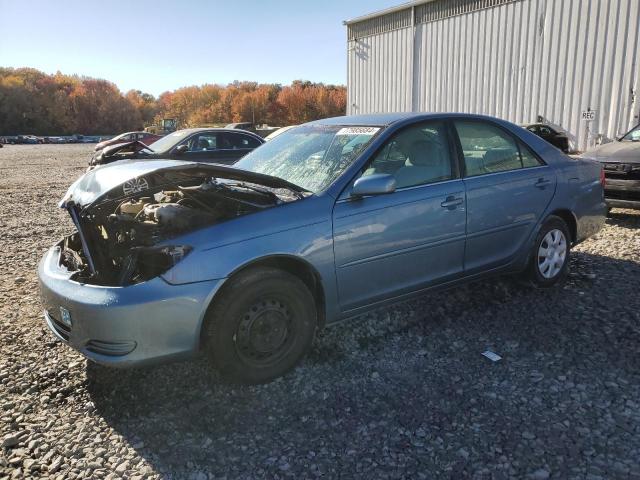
526, 215, 571, 288
204, 267, 317, 384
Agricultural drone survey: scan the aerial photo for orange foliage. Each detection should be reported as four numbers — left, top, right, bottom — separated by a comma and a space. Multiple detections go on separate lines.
0, 67, 347, 135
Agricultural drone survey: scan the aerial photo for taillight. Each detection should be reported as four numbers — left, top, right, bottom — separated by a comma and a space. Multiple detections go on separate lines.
600, 168, 606, 188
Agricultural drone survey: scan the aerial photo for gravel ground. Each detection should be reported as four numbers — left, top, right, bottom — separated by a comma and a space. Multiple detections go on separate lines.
1, 144, 639, 480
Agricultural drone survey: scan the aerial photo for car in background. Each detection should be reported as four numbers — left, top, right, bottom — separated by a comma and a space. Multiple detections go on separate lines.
4, 135, 41, 144
525, 123, 571, 153
225, 122, 255, 132
89, 128, 265, 167
581, 123, 640, 210
40, 113, 606, 384
94, 131, 163, 152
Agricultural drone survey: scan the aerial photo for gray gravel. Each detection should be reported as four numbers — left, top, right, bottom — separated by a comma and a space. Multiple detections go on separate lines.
1, 144, 639, 479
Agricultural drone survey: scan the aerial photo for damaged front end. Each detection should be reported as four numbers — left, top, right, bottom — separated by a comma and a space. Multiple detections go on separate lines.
90, 140, 150, 168
58, 161, 306, 286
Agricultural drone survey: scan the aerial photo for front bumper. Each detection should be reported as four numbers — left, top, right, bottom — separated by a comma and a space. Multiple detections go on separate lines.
38, 243, 224, 367
604, 178, 640, 210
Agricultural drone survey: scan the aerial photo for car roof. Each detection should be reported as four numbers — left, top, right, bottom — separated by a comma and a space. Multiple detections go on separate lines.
173, 127, 259, 135
307, 112, 517, 127
308, 113, 417, 126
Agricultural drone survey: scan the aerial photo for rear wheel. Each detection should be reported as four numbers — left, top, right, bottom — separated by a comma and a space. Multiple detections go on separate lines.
526, 216, 571, 287
204, 267, 316, 384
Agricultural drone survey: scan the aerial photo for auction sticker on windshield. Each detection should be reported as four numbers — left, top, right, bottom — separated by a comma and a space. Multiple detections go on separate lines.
336, 127, 380, 136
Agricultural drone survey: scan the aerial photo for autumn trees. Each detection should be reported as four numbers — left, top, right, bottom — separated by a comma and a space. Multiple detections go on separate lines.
0, 68, 347, 135
153, 80, 346, 128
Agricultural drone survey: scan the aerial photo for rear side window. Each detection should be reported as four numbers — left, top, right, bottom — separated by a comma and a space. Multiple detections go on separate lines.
224, 133, 262, 149
454, 121, 543, 177
520, 142, 544, 168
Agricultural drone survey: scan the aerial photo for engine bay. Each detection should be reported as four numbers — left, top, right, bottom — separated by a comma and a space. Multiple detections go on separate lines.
60, 177, 297, 286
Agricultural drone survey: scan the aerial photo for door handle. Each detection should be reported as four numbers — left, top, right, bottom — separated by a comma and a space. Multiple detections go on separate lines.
441, 196, 464, 209
535, 178, 552, 189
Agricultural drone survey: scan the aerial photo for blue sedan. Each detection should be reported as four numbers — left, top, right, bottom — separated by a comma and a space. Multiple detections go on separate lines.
38, 113, 606, 383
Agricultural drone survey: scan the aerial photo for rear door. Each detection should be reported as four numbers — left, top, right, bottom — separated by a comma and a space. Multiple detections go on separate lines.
452, 120, 557, 272
333, 121, 466, 311
216, 133, 263, 164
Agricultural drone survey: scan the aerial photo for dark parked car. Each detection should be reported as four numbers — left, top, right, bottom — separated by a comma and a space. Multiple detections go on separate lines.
582, 123, 640, 210
525, 123, 571, 153
11, 135, 41, 144
89, 128, 265, 167
94, 131, 163, 152
225, 122, 255, 131
39, 113, 606, 383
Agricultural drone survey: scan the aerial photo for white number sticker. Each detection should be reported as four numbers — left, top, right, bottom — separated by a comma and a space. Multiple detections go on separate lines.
336, 127, 380, 136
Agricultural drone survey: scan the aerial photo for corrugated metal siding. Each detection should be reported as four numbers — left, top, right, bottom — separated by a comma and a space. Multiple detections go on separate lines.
347, 0, 640, 151
414, 0, 518, 24
347, 9, 413, 41
347, 27, 414, 114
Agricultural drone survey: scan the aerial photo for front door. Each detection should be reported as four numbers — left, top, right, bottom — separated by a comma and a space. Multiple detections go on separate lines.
333, 121, 466, 312
172, 132, 223, 162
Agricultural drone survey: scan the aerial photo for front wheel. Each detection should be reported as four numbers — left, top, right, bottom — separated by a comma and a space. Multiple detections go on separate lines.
204, 267, 317, 384
526, 216, 571, 287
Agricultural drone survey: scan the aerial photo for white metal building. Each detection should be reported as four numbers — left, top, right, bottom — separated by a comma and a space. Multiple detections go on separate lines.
345, 0, 640, 151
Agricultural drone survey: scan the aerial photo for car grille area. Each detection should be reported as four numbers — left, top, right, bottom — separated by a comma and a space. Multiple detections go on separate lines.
85, 340, 136, 357
602, 163, 640, 180
606, 189, 640, 202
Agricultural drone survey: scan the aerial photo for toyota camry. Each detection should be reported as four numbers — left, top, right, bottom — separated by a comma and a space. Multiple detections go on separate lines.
38, 113, 607, 383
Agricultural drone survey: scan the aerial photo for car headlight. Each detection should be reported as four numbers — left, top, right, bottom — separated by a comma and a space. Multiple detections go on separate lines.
126, 245, 192, 284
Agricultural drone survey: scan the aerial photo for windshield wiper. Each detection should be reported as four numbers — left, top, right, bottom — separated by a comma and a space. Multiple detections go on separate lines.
224, 180, 310, 200
224, 182, 286, 202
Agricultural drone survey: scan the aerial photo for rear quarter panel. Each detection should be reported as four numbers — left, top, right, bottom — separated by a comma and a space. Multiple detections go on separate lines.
501, 121, 606, 243
550, 155, 606, 242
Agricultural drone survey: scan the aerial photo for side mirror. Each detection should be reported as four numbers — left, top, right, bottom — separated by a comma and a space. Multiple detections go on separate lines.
174, 144, 188, 154
351, 174, 396, 197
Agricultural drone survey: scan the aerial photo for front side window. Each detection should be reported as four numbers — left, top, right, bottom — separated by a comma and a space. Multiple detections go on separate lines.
361, 121, 454, 189
182, 133, 218, 152
455, 121, 541, 177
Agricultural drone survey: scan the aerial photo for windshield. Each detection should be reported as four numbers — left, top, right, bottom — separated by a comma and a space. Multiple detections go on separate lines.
233, 125, 380, 193
145, 130, 191, 152
621, 124, 640, 142
112, 132, 131, 141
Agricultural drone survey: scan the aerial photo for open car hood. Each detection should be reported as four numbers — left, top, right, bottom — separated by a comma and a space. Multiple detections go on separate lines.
91, 140, 149, 165
101, 140, 148, 157
61, 159, 307, 209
